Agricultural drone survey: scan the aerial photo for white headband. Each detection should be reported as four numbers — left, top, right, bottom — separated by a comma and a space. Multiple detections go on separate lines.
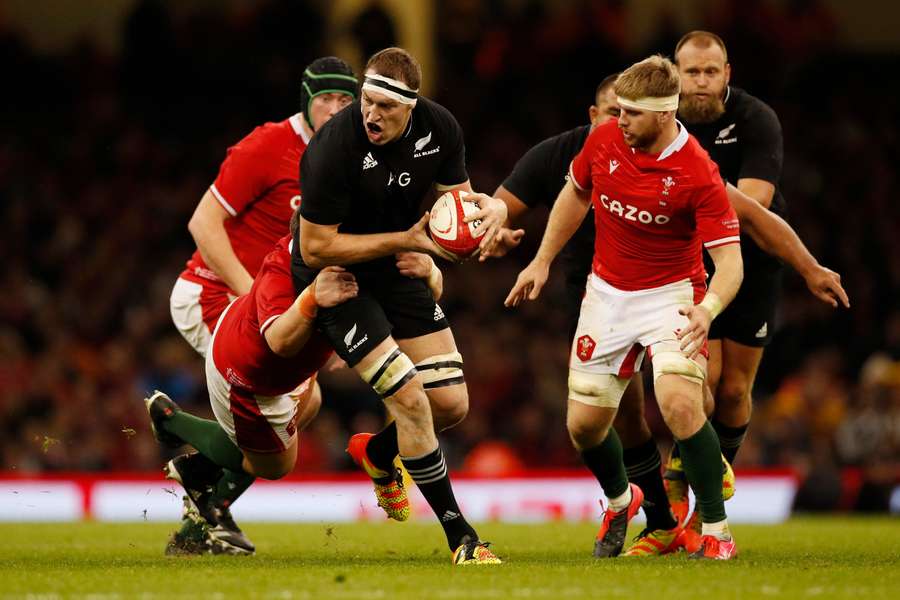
617, 94, 679, 112
362, 73, 419, 106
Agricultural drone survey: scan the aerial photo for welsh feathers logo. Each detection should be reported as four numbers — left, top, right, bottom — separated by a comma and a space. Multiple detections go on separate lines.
661, 176, 676, 196
576, 335, 595, 362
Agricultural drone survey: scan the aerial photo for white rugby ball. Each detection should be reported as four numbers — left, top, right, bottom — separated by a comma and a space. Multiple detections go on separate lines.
428, 189, 484, 261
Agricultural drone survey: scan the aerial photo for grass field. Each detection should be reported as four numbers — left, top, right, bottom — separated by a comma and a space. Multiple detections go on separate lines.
1, 517, 898, 599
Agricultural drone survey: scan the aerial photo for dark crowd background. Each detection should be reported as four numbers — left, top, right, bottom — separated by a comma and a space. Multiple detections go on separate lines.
1, 0, 898, 513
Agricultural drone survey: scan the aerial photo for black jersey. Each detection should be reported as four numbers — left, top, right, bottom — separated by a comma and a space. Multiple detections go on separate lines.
689, 86, 785, 271
294, 96, 467, 279
501, 124, 594, 288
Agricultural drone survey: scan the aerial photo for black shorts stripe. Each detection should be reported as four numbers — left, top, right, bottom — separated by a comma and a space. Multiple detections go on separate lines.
422, 376, 466, 390
382, 368, 418, 398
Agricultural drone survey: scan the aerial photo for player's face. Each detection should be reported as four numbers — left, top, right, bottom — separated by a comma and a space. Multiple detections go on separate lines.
676, 42, 731, 124
617, 107, 662, 150
360, 88, 413, 145
589, 87, 620, 126
309, 92, 354, 131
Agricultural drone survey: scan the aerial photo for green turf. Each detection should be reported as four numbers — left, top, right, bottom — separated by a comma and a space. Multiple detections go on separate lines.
0, 518, 898, 599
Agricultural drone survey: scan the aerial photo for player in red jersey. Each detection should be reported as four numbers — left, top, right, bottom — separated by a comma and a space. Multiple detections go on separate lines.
148, 212, 445, 554
162, 57, 358, 553
506, 55, 741, 560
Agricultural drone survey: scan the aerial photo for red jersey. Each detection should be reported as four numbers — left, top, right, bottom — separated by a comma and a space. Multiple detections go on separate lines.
569, 120, 739, 291
211, 235, 333, 396
181, 114, 310, 289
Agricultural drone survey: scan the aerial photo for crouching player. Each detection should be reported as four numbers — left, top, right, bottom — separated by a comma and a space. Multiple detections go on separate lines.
146, 215, 443, 555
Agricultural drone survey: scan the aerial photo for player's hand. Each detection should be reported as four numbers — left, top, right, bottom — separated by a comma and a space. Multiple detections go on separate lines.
504, 260, 550, 307
395, 252, 434, 279
803, 264, 850, 308
403, 211, 444, 254
478, 227, 525, 262
464, 193, 508, 254
676, 304, 713, 360
313, 266, 358, 308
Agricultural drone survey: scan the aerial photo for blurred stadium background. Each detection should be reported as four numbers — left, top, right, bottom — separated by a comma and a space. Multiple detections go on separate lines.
1, 0, 898, 523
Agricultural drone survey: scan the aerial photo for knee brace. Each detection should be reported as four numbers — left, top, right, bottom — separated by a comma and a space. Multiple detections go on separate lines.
360, 346, 418, 398
415, 351, 464, 389
568, 370, 629, 408
651, 351, 705, 384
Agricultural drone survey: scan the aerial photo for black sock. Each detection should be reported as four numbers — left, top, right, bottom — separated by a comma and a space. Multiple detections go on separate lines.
579, 429, 629, 499
712, 419, 748, 465
402, 446, 477, 551
367, 421, 399, 477
623, 438, 677, 530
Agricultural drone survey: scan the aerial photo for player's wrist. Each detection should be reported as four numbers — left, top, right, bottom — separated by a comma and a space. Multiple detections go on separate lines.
298, 281, 319, 320
426, 259, 441, 288
698, 292, 724, 320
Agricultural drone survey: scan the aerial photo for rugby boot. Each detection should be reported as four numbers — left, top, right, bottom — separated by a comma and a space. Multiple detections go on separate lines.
688, 534, 738, 560
722, 455, 736, 501
165, 498, 215, 556
663, 455, 690, 527
452, 540, 502, 565
347, 433, 410, 521
165, 453, 255, 555
679, 508, 704, 554
144, 390, 184, 448
593, 483, 644, 558
622, 526, 682, 557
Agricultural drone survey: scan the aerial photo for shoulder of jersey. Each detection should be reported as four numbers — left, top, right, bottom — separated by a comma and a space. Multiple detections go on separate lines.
237, 118, 298, 153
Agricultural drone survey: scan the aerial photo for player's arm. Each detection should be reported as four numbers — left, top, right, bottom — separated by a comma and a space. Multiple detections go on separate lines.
726, 184, 849, 308
442, 180, 508, 253
504, 179, 590, 307
188, 189, 255, 295
478, 185, 527, 260
396, 252, 443, 300
736, 178, 775, 209
299, 214, 437, 268
678, 243, 743, 359
264, 267, 358, 357
737, 103, 783, 209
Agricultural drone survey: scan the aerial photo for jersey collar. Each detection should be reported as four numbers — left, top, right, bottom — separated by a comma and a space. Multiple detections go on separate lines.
657, 120, 689, 161
289, 113, 312, 144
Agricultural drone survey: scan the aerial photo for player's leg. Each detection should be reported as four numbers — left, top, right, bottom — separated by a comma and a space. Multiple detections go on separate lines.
713, 339, 762, 463
651, 350, 736, 560
612, 374, 682, 556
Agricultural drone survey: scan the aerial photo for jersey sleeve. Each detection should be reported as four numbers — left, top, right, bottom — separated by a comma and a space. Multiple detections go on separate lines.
255, 254, 297, 336
298, 132, 353, 225
738, 103, 783, 184
568, 128, 599, 192
502, 137, 558, 208
433, 106, 468, 187
695, 164, 741, 249
210, 135, 273, 217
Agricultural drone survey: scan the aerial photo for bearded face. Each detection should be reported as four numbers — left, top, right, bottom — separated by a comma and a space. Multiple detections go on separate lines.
678, 91, 726, 124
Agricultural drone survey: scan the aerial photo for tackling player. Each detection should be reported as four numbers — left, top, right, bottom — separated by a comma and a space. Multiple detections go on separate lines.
165, 56, 358, 553
293, 47, 506, 565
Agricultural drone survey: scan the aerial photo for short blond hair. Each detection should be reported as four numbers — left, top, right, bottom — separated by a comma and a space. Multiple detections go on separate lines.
614, 55, 680, 101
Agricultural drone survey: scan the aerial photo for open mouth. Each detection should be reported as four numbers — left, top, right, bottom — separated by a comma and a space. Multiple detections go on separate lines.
366, 122, 382, 134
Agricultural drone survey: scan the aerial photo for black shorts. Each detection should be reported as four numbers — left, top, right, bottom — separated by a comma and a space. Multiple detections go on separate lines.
316, 271, 449, 367
709, 263, 782, 347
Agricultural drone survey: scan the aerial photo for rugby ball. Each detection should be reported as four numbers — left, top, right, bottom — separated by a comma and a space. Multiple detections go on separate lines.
428, 189, 484, 261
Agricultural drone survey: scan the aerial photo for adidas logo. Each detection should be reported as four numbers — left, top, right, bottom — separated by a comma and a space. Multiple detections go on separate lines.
440, 510, 459, 522
433, 304, 445, 322
363, 152, 378, 170
755, 322, 768, 338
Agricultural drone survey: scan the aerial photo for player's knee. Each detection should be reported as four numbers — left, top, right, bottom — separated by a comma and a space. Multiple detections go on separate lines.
566, 411, 611, 448
415, 351, 468, 429
658, 392, 696, 427
294, 382, 322, 432
567, 371, 629, 410
651, 351, 705, 385
359, 345, 418, 399
247, 454, 295, 480
386, 379, 429, 417
717, 377, 752, 408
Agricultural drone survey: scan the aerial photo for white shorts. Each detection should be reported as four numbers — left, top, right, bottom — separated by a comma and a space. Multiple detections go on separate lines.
170, 277, 235, 357
570, 274, 704, 378
205, 311, 313, 454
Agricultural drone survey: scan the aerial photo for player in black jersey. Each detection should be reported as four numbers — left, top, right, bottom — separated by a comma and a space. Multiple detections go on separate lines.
483, 70, 848, 556
292, 47, 504, 565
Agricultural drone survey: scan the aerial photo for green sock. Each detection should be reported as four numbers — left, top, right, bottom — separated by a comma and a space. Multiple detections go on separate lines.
580, 429, 629, 499
212, 469, 256, 508
676, 421, 726, 523
164, 412, 245, 472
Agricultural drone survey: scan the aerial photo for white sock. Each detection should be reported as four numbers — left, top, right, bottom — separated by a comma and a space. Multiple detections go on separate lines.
701, 518, 731, 540
608, 486, 632, 512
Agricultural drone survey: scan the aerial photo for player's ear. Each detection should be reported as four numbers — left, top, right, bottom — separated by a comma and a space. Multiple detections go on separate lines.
724, 62, 731, 86
589, 105, 599, 125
